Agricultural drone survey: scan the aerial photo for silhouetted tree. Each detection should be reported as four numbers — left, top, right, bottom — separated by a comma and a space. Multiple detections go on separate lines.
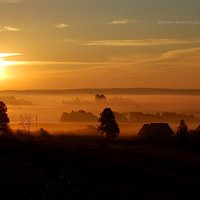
97, 108, 120, 139
177, 119, 188, 139
0, 101, 10, 127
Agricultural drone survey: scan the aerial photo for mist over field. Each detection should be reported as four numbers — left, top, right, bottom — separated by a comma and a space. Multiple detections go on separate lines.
0, 89, 199, 136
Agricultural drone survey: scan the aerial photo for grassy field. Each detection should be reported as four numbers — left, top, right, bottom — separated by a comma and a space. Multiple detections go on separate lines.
0, 135, 200, 200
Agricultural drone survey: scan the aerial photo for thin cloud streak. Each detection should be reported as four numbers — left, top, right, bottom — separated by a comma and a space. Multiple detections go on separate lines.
7, 47, 200, 70
112, 47, 200, 75
56, 23, 70, 29
8, 60, 126, 66
4, 47, 200, 89
135, 47, 200, 66
109, 19, 140, 25
0, 53, 22, 58
161, 47, 200, 59
84, 39, 200, 47
0, 26, 20, 32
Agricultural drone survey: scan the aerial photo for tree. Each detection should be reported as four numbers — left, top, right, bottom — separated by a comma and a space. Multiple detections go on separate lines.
0, 101, 10, 127
97, 108, 120, 139
95, 94, 107, 101
19, 115, 32, 142
177, 119, 188, 138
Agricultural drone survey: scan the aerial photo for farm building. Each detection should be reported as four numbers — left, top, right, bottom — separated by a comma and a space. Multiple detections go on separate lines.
138, 123, 174, 140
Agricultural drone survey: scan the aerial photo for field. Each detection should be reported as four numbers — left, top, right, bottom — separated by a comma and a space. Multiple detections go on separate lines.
1, 135, 200, 200
1, 91, 200, 199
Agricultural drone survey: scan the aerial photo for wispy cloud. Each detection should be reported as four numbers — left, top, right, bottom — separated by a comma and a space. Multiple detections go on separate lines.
56, 23, 70, 29
150, 47, 200, 67
109, 19, 140, 25
161, 47, 200, 59
12, 61, 121, 66
84, 38, 200, 47
134, 47, 200, 66
0, 26, 20, 32
0, 53, 22, 58
8, 47, 200, 71
3, 47, 200, 89
115, 47, 200, 75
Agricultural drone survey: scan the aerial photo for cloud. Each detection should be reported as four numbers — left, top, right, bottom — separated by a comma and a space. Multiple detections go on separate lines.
0, 26, 20, 32
56, 23, 70, 29
133, 47, 200, 66
5, 47, 200, 71
84, 38, 200, 47
152, 47, 200, 67
109, 19, 140, 25
3, 47, 200, 89
0, 53, 22, 58
13, 61, 121, 67
160, 47, 200, 60
117, 47, 200, 78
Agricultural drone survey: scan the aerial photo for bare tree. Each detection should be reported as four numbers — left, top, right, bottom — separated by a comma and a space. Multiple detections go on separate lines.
19, 115, 32, 142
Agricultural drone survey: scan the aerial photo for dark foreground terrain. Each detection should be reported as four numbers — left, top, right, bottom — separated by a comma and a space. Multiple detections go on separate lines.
0, 136, 200, 200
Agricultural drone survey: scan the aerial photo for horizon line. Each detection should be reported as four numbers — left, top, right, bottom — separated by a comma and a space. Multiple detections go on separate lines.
0, 87, 200, 91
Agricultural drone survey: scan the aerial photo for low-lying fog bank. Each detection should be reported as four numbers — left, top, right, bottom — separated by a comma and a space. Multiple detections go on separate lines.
4, 93, 200, 122
9, 122, 199, 138
0, 91, 199, 137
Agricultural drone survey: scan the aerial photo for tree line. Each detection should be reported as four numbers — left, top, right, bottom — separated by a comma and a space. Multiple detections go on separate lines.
0, 101, 199, 140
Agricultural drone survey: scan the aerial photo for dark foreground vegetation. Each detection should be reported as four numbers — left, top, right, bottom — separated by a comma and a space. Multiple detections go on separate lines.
1, 101, 200, 199
1, 134, 200, 200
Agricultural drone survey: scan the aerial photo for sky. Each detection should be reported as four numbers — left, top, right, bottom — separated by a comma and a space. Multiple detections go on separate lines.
0, 0, 200, 89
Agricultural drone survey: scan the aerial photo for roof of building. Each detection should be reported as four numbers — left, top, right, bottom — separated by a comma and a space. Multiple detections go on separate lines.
196, 125, 200, 131
138, 123, 174, 139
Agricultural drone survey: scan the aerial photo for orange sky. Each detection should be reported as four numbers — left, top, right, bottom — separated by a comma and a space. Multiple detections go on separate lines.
0, 0, 200, 89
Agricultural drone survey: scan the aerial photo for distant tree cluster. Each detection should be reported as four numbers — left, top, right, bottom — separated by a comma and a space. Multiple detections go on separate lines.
104, 111, 199, 123
62, 98, 91, 105
95, 94, 107, 101
0, 96, 33, 105
62, 95, 137, 106
60, 110, 98, 122
60, 110, 199, 123
107, 96, 137, 105
128, 112, 199, 123
113, 112, 129, 122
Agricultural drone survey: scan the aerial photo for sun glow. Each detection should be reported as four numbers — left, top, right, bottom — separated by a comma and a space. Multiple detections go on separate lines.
0, 58, 6, 78
0, 53, 22, 79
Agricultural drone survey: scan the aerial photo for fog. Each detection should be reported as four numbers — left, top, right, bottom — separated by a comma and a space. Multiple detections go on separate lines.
1, 91, 199, 136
